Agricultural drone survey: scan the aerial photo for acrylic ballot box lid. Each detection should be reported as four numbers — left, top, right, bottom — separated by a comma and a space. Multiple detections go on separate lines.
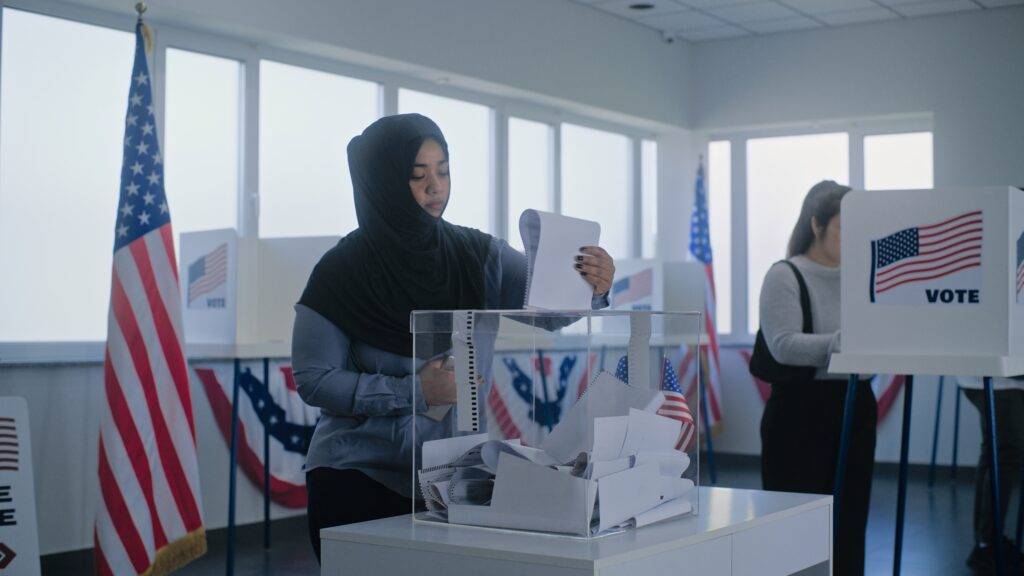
829, 186, 1024, 377
410, 309, 702, 539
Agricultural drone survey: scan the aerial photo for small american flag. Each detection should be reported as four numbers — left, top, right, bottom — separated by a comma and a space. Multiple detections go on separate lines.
1016, 232, 1024, 303
615, 356, 696, 452
870, 210, 983, 302
187, 243, 228, 304
611, 268, 653, 308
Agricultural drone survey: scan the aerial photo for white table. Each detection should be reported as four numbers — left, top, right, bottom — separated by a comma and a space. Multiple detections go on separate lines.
320, 487, 832, 576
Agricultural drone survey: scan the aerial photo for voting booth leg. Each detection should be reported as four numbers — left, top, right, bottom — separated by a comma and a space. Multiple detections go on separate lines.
952, 386, 962, 480
928, 376, 945, 488
1016, 458, 1024, 564
983, 377, 1007, 576
263, 357, 271, 550
226, 359, 241, 576
699, 374, 717, 485
892, 376, 914, 576
833, 374, 859, 529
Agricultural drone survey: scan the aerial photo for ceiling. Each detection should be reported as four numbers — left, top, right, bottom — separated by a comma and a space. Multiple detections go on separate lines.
571, 0, 1024, 42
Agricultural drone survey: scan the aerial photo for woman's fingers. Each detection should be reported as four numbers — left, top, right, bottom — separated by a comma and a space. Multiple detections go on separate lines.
577, 246, 615, 295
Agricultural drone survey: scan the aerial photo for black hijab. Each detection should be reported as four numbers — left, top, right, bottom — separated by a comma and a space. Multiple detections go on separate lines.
298, 114, 493, 357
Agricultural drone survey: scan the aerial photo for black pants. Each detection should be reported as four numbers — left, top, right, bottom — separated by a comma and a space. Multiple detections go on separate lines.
964, 388, 1024, 546
761, 379, 877, 576
306, 467, 414, 563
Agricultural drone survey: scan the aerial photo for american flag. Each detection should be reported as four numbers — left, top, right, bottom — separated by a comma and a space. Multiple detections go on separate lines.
187, 243, 228, 304
96, 21, 206, 575
688, 160, 723, 428
616, 356, 695, 452
870, 210, 983, 302
1016, 232, 1024, 303
611, 268, 653, 308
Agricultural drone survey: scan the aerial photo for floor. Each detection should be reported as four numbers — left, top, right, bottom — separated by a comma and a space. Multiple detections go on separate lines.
41, 455, 983, 575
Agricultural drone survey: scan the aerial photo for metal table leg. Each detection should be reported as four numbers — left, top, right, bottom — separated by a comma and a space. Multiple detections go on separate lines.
263, 357, 271, 550
983, 376, 1006, 576
893, 376, 914, 576
227, 359, 240, 576
834, 373, 859, 537
928, 376, 945, 487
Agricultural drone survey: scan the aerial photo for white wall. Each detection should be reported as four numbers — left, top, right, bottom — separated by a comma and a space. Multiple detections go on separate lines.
688, 7, 1022, 465
52, 0, 693, 130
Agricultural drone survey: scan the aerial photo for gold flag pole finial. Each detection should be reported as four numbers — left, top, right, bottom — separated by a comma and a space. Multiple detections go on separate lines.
134, 2, 154, 54
135, 2, 147, 18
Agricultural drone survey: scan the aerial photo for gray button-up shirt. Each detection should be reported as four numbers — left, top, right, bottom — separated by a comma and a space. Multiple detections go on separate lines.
292, 237, 608, 497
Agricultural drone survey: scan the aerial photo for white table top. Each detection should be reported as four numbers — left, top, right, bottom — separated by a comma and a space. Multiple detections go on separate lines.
829, 352, 1024, 378
320, 487, 831, 570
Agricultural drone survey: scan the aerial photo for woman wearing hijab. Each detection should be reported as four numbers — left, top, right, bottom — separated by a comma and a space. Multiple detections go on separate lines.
293, 114, 616, 561
753, 180, 876, 576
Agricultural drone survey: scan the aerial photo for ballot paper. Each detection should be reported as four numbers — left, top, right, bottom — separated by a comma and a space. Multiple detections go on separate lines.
632, 497, 693, 528
596, 463, 661, 533
519, 209, 601, 310
635, 451, 691, 478
421, 433, 489, 471
619, 408, 682, 457
541, 371, 664, 464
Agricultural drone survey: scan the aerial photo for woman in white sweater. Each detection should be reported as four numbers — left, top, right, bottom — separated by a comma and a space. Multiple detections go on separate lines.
756, 180, 876, 576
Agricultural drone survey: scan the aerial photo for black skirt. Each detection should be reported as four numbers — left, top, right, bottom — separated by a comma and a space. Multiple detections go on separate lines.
761, 378, 877, 576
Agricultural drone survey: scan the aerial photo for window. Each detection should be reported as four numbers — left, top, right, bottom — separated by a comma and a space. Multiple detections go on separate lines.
561, 123, 631, 258
259, 60, 380, 238
507, 117, 553, 250
641, 140, 658, 259
164, 48, 242, 255
0, 9, 133, 341
399, 89, 493, 233
864, 132, 933, 191
707, 141, 732, 334
746, 132, 849, 333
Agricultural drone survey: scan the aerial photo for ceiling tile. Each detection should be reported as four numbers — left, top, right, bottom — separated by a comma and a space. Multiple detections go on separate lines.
677, 24, 751, 40
704, 1, 803, 23
676, 0, 751, 8
592, 0, 690, 19
744, 15, 823, 32
975, 0, 1024, 6
815, 6, 901, 24
639, 9, 725, 30
890, 0, 981, 16
778, 0, 879, 13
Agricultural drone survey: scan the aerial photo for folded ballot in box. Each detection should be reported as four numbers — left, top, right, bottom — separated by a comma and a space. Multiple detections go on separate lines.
410, 309, 702, 538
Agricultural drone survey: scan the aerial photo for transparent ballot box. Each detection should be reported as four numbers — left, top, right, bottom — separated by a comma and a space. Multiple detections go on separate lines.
410, 310, 702, 538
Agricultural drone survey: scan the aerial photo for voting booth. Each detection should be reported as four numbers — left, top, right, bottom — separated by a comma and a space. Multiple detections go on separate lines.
411, 310, 701, 538
830, 186, 1024, 376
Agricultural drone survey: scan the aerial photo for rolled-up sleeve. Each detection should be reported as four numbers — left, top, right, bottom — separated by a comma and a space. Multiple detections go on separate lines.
291, 304, 425, 417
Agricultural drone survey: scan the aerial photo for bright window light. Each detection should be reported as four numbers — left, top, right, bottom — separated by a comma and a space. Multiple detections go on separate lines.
561, 123, 631, 258
508, 117, 553, 250
708, 141, 731, 334
864, 132, 933, 191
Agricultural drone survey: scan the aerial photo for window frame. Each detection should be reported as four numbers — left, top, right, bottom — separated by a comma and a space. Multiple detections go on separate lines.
0, 1, 657, 363
704, 114, 934, 344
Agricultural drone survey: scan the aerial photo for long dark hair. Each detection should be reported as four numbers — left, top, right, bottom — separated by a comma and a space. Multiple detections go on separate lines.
786, 180, 852, 258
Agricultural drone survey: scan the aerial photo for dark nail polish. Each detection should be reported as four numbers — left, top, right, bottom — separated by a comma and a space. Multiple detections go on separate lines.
574, 263, 582, 269
575, 255, 583, 262
580, 271, 588, 277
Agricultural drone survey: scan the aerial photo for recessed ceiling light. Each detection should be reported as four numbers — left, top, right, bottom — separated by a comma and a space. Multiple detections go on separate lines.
629, 3, 655, 10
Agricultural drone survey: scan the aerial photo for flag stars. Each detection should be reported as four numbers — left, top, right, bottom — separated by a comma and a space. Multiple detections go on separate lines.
141, 122, 154, 136
143, 191, 155, 205
130, 162, 144, 176
126, 182, 140, 196
124, 135, 132, 147
147, 171, 161, 186
130, 93, 143, 107
117, 223, 130, 237
120, 202, 134, 217
146, 103, 155, 116
152, 153, 162, 165
159, 201, 169, 214
135, 141, 149, 156
138, 211, 151, 226
134, 71, 148, 85
127, 114, 138, 127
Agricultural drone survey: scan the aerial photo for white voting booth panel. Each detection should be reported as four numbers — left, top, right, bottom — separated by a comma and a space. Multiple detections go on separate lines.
178, 230, 338, 353
830, 186, 1024, 377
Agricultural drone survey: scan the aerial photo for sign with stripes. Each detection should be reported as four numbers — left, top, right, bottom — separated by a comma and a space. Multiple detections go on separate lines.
869, 210, 984, 305
0, 398, 40, 576
96, 21, 206, 576
187, 243, 228, 309
1016, 231, 1024, 304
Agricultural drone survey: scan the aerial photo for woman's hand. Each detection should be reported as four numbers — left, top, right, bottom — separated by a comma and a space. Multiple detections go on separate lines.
419, 358, 456, 406
575, 246, 615, 297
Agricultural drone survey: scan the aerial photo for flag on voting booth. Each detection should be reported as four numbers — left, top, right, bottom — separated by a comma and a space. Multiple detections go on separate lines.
96, 19, 206, 575
193, 364, 318, 508
688, 159, 724, 429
